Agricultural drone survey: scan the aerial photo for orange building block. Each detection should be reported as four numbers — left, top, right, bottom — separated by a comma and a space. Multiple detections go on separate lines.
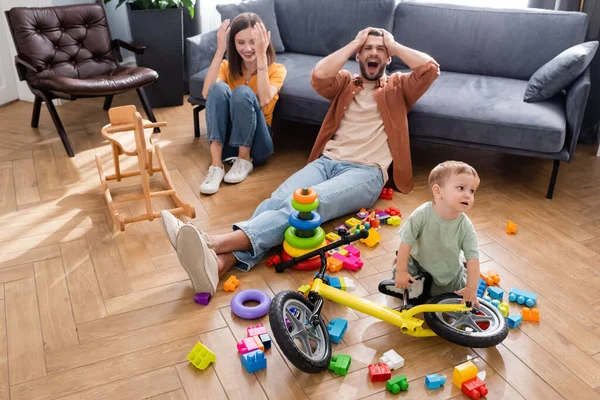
224, 275, 240, 291
521, 307, 540, 321
506, 220, 517, 234
327, 257, 344, 272
480, 270, 500, 286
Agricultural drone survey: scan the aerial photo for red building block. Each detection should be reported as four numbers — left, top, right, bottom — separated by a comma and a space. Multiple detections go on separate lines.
461, 377, 488, 399
368, 362, 392, 382
385, 207, 401, 217
379, 188, 393, 200
266, 255, 281, 267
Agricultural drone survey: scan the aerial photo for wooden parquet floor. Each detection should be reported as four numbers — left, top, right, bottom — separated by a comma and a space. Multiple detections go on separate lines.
0, 92, 599, 399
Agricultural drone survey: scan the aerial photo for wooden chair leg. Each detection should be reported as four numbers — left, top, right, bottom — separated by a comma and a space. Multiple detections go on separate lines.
103, 95, 114, 111
39, 93, 75, 157
147, 149, 154, 176
136, 88, 160, 133
112, 143, 122, 181
31, 96, 42, 128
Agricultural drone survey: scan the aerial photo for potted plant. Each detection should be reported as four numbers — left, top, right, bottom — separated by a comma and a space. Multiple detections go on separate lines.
104, 0, 198, 108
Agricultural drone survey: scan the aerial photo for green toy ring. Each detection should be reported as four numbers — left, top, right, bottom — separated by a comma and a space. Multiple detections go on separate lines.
291, 198, 319, 213
285, 227, 326, 249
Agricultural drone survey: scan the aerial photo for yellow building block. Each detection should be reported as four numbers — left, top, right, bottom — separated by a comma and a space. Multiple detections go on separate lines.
326, 232, 341, 242
297, 284, 311, 296
360, 228, 381, 247
337, 248, 349, 257
345, 217, 361, 228
453, 361, 478, 388
187, 342, 216, 370
387, 215, 401, 226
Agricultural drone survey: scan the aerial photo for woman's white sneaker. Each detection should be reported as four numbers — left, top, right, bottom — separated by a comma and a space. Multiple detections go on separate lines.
224, 157, 253, 184
200, 165, 225, 195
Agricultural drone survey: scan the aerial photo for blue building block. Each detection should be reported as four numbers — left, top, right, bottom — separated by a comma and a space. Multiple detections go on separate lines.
487, 286, 504, 301
508, 288, 537, 307
482, 295, 492, 303
491, 299, 500, 309
241, 350, 267, 373
259, 333, 272, 350
507, 314, 523, 329
327, 318, 348, 344
328, 277, 341, 290
425, 373, 446, 390
476, 278, 487, 298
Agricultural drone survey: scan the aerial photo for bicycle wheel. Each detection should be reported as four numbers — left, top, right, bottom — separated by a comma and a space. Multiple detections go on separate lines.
423, 293, 508, 348
269, 290, 332, 373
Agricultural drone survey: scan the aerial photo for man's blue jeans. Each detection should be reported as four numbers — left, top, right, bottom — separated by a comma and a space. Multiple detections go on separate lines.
205, 82, 274, 164
232, 157, 385, 270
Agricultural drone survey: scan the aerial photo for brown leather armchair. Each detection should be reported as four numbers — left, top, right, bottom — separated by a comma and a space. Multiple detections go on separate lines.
5, 1, 159, 157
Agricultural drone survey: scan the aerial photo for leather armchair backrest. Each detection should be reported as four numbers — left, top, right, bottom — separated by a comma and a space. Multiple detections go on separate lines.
7, 3, 117, 80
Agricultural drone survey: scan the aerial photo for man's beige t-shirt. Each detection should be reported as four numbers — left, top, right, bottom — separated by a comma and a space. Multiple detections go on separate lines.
322, 81, 393, 182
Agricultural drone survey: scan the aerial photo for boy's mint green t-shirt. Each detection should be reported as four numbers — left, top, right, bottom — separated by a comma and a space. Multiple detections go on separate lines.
399, 202, 479, 286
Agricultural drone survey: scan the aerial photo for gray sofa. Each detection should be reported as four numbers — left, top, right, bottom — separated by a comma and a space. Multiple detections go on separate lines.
187, 0, 591, 199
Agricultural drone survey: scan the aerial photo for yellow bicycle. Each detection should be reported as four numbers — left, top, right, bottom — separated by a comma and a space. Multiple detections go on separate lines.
269, 229, 508, 373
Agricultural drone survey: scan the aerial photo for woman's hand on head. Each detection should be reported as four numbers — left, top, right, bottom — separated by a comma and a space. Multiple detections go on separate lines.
217, 19, 231, 53
252, 22, 271, 57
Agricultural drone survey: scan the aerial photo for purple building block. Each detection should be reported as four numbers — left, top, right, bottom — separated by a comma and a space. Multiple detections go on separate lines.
194, 293, 211, 305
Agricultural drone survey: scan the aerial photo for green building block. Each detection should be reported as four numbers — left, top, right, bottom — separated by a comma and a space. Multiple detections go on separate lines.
329, 354, 352, 376
386, 374, 409, 394
187, 342, 216, 370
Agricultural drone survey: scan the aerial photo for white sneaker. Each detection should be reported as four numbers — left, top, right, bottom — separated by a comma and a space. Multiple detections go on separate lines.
160, 210, 184, 249
224, 157, 254, 184
200, 165, 225, 195
175, 224, 219, 295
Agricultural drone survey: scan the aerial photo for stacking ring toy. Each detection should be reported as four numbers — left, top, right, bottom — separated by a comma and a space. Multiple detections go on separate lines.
230, 289, 271, 319
282, 250, 322, 270
291, 198, 320, 213
293, 188, 318, 204
283, 240, 327, 258
285, 226, 326, 249
288, 211, 322, 231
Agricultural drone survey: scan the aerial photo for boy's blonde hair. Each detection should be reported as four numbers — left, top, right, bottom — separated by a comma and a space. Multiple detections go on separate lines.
428, 161, 480, 192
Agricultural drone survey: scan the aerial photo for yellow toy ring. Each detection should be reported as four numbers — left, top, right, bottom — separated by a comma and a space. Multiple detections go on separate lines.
293, 188, 318, 204
283, 240, 327, 258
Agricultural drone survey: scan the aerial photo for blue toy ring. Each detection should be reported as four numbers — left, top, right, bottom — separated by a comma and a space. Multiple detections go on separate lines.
231, 289, 272, 319
288, 211, 322, 231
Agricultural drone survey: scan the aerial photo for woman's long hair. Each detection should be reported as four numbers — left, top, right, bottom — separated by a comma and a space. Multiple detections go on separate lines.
227, 12, 276, 81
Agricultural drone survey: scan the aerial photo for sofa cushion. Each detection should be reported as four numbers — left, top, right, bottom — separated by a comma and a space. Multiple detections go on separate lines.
524, 41, 598, 102
217, 0, 285, 53
399, 70, 566, 154
392, 2, 588, 80
274, 0, 395, 57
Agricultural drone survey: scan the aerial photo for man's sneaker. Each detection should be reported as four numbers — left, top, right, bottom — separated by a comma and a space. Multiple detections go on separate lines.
175, 224, 219, 295
224, 157, 254, 184
200, 165, 225, 195
160, 210, 184, 249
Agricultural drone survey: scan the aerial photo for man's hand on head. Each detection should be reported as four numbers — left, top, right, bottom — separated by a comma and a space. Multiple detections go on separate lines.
353, 27, 375, 52
380, 29, 396, 52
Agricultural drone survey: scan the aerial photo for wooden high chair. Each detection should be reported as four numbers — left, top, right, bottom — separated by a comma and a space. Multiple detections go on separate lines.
95, 105, 196, 231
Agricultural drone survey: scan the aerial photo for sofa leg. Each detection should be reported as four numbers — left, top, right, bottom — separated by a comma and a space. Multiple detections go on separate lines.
546, 160, 560, 199
193, 105, 204, 138
31, 96, 42, 128
136, 88, 160, 133
40, 94, 74, 157
103, 95, 113, 111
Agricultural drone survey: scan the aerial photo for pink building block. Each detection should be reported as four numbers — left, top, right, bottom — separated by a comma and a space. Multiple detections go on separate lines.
344, 245, 361, 258
247, 324, 268, 337
332, 252, 347, 263
237, 337, 260, 354
343, 254, 363, 271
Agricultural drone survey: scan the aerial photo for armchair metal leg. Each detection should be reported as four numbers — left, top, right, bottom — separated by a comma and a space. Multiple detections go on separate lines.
39, 94, 74, 157
546, 160, 560, 199
31, 96, 42, 128
103, 95, 113, 111
193, 105, 204, 138
136, 88, 160, 133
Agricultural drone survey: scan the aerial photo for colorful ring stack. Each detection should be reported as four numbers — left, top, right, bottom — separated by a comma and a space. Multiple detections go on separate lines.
282, 188, 327, 270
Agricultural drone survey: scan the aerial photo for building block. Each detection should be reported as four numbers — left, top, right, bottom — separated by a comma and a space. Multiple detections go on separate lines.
476, 278, 487, 298
508, 288, 537, 307
241, 350, 266, 373
340, 276, 346, 291
453, 361, 478, 388
237, 336, 260, 354
360, 228, 381, 247
187, 342, 216, 370
343, 254, 363, 271
387, 215, 401, 226
425, 373, 446, 390
328, 276, 341, 290
337, 248, 349, 257
357, 209, 370, 219
506, 220, 517, 234
461, 377, 488, 399
498, 302, 509, 318
224, 275, 240, 292
247, 324, 268, 337
507, 314, 523, 328
480, 270, 500, 286
340, 277, 355, 292
253, 335, 265, 351
329, 354, 351, 376
385, 207, 401, 217
344, 245, 360, 257
266, 255, 281, 267
326, 231, 341, 242
327, 256, 344, 272
487, 286, 504, 301
379, 188, 393, 200
521, 307, 540, 322
491, 299, 500, 309
386, 374, 409, 394
194, 293, 211, 305
375, 211, 390, 222
368, 362, 392, 382
345, 217, 361, 228
327, 318, 348, 344
379, 349, 404, 370
297, 284, 311, 296
259, 333, 272, 350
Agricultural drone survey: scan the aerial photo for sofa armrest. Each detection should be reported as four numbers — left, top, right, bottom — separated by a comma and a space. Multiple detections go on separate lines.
14, 54, 43, 80
565, 67, 591, 159
186, 29, 219, 82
